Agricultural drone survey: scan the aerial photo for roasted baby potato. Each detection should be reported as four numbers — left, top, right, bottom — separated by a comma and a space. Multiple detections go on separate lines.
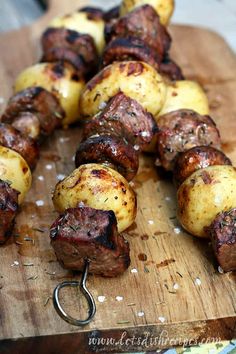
0, 146, 32, 204
158, 80, 209, 117
120, 0, 175, 25
49, 11, 105, 54
14, 62, 85, 127
177, 165, 236, 238
80, 61, 167, 119
52, 163, 137, 233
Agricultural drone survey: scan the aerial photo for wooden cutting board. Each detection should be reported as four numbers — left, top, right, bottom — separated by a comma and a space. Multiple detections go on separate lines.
0, 1, 235, 353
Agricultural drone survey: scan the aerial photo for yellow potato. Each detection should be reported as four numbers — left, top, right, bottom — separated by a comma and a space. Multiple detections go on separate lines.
80, 61, 167, 119
14, 62, 85, 127
158, 80, 209, 117
0, 146, 32, 204
120, 0, 175, 25
177, 165, 236, 238
49, 11, 105, 54
52, 163, 137, 232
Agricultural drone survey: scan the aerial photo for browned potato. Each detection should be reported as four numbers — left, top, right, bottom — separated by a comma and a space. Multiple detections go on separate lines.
0, 146, 32, 204
177, 165, 236, 238
14, 62, 85, 127
158, 80, 209, 117
80, 61, 167, 119
49, 11, 105, 54
52, 163, 137, 233
120, 0, 175, 25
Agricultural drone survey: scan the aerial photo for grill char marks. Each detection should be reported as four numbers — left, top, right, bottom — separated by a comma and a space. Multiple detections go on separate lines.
50, 206, 130, 277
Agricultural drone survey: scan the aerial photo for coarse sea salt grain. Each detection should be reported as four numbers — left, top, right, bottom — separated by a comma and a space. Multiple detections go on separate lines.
45, 164, 53, 170
134, 145, 140, 151
0, 97, 5, 105
11, 261, 19, 267
116, 296, 123, 302
165, 196, 171, 201
173, 283, 179, 290
174, 227, 181, 234
158, 316, 166, 323
137, 311, 144, 317
36, 200, 44, 207
131, 268, 138, 273
37, 175, 44, 181
218, 266, 224, 274
59, 137, 70, 143
195, 277, 201, 286
99, 102, 107, 110
57, 174, 66, 181
97, 296, 106, 303
140, 131, 150, 137
148, 220, 154, 225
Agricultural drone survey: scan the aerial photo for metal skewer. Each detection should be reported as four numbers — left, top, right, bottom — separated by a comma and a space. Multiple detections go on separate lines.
53, 259, 96, 326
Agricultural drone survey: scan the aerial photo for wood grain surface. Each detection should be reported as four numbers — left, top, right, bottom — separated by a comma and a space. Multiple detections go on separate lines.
0, 1, 235, 353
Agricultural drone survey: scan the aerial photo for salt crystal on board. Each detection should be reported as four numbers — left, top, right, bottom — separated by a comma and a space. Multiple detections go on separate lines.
131, 268, 138, 273
97, 296, 106, 303
115, 296, 123, 302
36, 200, 44, 207
137, 311, 144, 317
158, 316, 166, 323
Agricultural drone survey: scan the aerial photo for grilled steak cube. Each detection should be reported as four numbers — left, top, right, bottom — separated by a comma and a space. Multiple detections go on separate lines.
105, 4, 171, 61
75, 134, 139, 181
0, 180, 19, 243
156, 109, 221, 171
208, 208, 236, 272
95, 92, 157, 151
50, 206, 130, 277
1, 86, 64, 136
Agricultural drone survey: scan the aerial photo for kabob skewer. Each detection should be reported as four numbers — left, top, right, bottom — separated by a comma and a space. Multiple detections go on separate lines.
0, 0, 235, 326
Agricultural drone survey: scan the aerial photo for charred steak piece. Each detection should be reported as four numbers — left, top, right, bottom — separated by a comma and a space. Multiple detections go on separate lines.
174, 146, 232, 187
92, 92, 157, 151
160, 56, 184, 81
207, 208, 236, 272
41, 28, 98, 78
83, 115, 135, 146
105, 4, 171, 61
155, 109, 221, 171
0, 180, 19, 243
102, 36, 160, 70
1, 87, 64, 136
50, 206, 130, 277
0, 123, 39, 170
75, 134, 139, 181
